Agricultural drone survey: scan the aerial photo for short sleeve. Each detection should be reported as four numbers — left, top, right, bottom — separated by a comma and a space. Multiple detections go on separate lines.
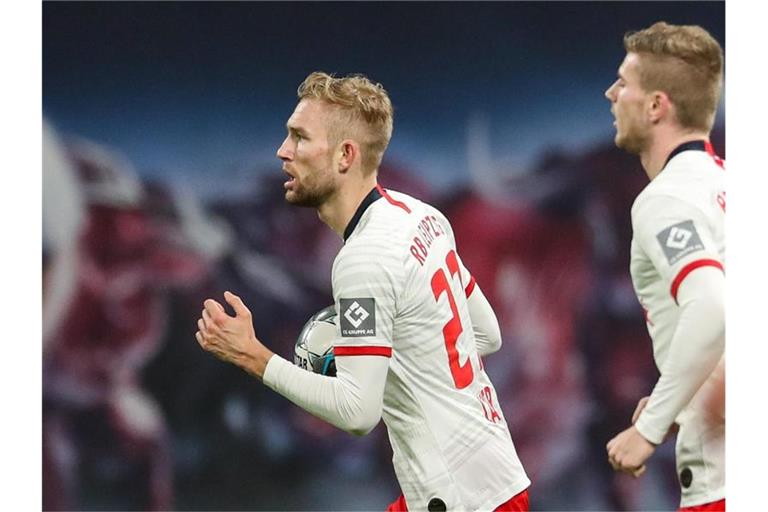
632, 193, 723, 302
331, 246, 397, 357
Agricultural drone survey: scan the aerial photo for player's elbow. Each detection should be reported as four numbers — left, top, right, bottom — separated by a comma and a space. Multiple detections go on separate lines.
475, 327, 502, 356
346, 411, 381, 436
486, 330, 502, 354
338, 397, 382, 436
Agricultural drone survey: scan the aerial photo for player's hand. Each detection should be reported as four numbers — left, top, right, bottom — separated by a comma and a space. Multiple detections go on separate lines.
606, 425, 656, 478
195, 291, 273, 379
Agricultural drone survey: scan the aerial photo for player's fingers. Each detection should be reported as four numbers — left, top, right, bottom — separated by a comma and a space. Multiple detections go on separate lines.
202, 309, 214, 330
198, 318, 208, 334
204, 299, 228, 325
224, 291, 251, 318
607, 444, 623, 468
631, 465, 647, 478
195, 330, 204, 346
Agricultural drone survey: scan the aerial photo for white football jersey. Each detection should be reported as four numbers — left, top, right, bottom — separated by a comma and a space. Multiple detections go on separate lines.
629, 142, 725, 507
332, 185, 530, 511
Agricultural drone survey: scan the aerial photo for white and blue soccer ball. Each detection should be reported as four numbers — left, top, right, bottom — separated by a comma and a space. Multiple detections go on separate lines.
294, 305, 337, 376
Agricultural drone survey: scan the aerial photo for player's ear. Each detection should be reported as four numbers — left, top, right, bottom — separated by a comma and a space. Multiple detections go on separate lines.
337, 140, 358, 174
647, 90, 671, 124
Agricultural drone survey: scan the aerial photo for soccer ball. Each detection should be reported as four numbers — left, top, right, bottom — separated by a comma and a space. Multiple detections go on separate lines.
294, 305, 337, 376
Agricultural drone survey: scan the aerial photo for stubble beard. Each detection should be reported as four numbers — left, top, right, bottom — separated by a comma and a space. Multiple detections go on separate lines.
285, 170, 336, 209
615, 120, 650, 156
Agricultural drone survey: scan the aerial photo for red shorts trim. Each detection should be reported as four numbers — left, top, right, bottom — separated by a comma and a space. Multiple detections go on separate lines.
333, 346, 392, 357
670, 258, 724, 303
386, 494, 407, 512
494, 489, 530, 511
385, 489, 530, 512
679, 498, 725, 511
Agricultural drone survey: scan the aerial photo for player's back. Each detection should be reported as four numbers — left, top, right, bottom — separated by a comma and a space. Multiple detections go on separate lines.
333, 187, 529, 510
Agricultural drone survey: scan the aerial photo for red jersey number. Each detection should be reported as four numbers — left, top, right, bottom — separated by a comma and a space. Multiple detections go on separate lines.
431, 250, 474, 389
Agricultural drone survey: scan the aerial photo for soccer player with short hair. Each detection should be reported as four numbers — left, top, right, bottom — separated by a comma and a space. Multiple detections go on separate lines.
195, 72, 530, 511
604, 22, 725, 511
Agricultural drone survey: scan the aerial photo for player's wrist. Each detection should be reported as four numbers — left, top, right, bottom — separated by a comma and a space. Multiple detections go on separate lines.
633, 420, 662, 446
241, 341, 274, 380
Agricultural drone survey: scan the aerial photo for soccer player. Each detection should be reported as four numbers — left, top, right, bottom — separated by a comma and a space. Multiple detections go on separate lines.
195, 72, 530, 511
603, 22, 725, 511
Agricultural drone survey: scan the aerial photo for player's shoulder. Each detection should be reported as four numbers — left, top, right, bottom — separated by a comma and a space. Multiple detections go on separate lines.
332, 233, 406, 292
633, 155, 723, 217
381, 189, 452, 227
373, 188, 426, 217
335, 219, 404, 272
662, 151, 726, 191
631, 185, 695, 225
363, 187, 436, 235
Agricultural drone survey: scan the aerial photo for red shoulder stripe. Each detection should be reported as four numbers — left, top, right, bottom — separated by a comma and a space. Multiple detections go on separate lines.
334, 346, 393, 357
670, 258, 724, 303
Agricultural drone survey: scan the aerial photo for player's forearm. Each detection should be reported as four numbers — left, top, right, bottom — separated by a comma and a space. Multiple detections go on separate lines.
635, 269, 725, 444
263, 354, 387, 436
467, 285, 502, 356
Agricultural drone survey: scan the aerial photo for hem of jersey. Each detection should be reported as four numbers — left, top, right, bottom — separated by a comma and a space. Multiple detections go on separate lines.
483, 479, 531, 511
680, 488, 726, 508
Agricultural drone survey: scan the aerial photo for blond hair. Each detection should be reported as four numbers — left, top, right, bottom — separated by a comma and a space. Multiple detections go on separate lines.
624, 21, 723, 132
298, 71, 394, 174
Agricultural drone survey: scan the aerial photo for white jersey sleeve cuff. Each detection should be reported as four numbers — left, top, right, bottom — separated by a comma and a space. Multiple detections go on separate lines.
262, 353, 290, 389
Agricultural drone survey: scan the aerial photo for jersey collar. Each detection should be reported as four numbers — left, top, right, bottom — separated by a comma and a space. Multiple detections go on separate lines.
343, 186, 381, 242
663, 140, 707, 169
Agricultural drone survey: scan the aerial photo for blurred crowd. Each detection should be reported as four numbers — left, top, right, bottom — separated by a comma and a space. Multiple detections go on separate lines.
42, 118, 724, 511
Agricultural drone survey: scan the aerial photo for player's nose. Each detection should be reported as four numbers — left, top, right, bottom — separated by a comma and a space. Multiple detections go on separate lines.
276, 137, 293, 161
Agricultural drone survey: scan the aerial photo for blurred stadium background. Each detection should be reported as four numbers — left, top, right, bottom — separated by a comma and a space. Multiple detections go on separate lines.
42, 2, 724, 511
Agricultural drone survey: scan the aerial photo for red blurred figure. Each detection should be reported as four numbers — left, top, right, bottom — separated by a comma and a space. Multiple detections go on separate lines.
43, 138, 211, 510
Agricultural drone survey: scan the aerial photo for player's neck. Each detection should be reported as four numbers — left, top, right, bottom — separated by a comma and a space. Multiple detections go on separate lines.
317, 175, 378, 238
640, 127, 710, 181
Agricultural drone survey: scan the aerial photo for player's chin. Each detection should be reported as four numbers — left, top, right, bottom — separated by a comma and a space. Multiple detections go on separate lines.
285, 190, 318, 208
284, 188, 301, 203
615, 133, 634, 153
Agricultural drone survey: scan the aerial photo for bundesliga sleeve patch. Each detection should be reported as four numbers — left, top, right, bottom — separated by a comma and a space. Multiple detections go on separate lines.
656, 220, 705, 265
339, 298, 376, 337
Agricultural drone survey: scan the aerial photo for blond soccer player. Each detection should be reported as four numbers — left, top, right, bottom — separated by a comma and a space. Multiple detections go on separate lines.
195, 72, 530, 511
604, 22, 725, 511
